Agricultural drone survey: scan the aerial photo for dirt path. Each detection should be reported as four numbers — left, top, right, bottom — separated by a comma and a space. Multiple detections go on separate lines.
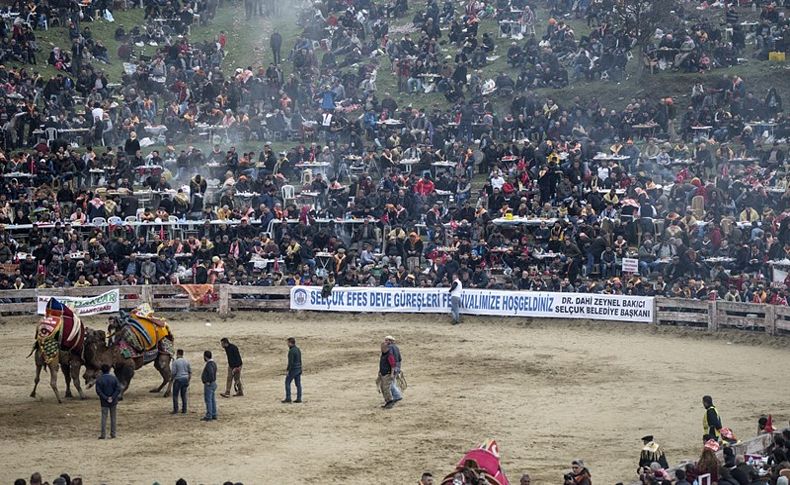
1, 313, 787, 484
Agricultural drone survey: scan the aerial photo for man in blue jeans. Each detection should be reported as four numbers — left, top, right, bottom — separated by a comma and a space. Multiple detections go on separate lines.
170, 349, 191, 414
282, 337, 302, 403
201, 350, 217, 421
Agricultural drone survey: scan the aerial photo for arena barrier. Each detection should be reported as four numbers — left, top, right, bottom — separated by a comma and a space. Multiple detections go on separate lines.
0, 285, 788, 336
288, 286, 655, 322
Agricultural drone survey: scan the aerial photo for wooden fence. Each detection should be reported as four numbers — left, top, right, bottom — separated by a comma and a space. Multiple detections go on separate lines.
1, 286, 788, 336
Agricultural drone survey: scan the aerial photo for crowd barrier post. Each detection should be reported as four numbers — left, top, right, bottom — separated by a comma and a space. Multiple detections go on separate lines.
707, 300, 718, 331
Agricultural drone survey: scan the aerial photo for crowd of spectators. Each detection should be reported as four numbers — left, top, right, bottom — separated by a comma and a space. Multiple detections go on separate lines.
12, 474, 242, 485
0, 0, 784, 305
14, 427, 790, 484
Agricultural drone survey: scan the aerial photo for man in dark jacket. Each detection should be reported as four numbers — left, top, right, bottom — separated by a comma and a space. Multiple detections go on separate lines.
220, 337, 244, 398
378, 342, 397, 409
270, 31, 282, 64
201, 350, 218, 421
95, 364, 121, 439
703, 395, 722, 442
282, 337, 302, 403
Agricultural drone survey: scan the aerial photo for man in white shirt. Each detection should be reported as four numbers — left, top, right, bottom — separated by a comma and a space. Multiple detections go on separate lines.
449, 274, 462, 325
91, 104, 104, 123
597, 160, 610, 181
490, 171, 505, 190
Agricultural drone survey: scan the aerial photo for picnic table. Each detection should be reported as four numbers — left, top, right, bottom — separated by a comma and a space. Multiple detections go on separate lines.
398, 158, 420, 173
593, 153, 630, 162
492, 216, 557, 226
295, 161, 331, 178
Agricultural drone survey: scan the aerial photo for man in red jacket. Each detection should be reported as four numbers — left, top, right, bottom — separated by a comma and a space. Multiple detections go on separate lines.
415, 174, 435, 195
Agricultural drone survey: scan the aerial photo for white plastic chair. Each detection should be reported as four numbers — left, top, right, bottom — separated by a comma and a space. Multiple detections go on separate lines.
107, 216, 122, 225
45, 127, 58, 146
124, 215, 138, 223
282, 184, 295, 203
168, 215, 183, 239
91, 217, 107, 226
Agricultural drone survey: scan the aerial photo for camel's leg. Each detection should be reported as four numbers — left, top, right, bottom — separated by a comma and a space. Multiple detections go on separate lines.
48, 363, 62, 404
62, 362, 73, 399
116, 366, 134, 400
153, 355, 173, 397
31, 358, 42, 398
70, 362, 86, 400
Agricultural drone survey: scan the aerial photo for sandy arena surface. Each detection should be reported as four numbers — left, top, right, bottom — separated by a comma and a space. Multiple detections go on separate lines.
1, 312, 789, 485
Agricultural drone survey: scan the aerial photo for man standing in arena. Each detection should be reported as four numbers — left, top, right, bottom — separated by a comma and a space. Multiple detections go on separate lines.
703, 395, 723, 442
385, 335, 403, 403
283, 337, 302, 403
201, 350, 218, 421
378, 341, 397, 409
220, 337, 244, 398
449, 273, 463, 325
170, 349, 192, 414
95, 364, 120, 439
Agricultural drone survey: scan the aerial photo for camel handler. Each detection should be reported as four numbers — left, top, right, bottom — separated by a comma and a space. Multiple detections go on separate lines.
384, 335, 406, 403
376, 341, 397, 409
220, 337, 244, 398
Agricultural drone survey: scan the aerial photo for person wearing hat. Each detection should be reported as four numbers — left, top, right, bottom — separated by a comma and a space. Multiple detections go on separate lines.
385, 335, 403, 403
638, 435, 669, 472
377, 340, 397, 409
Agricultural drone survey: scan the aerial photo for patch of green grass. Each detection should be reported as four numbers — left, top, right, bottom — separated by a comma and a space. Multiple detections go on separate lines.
13, 1, 787, 163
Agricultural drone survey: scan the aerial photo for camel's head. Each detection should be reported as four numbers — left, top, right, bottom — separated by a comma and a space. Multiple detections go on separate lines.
83, 366, 99, 389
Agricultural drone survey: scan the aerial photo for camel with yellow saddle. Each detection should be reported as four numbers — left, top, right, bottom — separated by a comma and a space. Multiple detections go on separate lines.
81, 304, 176, 399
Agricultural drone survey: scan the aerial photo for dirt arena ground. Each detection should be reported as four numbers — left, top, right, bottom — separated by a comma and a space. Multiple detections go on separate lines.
1, 312, 789, 485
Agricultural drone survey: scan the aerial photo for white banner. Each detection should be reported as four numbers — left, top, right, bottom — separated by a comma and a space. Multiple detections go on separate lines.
36, 289, 121, 316
290, 286, 654, 322
622, 258, 639, 274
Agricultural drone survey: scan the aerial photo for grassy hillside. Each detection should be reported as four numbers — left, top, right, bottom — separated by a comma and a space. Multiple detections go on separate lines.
16, 2, 790, 135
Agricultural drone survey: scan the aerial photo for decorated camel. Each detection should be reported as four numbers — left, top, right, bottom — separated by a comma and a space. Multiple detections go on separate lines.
82, 304, 174, 399
441, 440, 510, 485
29, 299, 92, 403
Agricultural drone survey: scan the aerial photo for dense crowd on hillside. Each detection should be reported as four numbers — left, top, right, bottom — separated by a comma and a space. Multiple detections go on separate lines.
0, 0, 784, 303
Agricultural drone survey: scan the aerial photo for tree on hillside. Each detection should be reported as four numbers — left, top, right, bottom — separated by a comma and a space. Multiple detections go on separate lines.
612, 0, 681, 48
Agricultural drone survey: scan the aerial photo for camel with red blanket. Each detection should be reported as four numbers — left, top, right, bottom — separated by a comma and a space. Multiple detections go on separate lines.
29, 299, 91, 403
